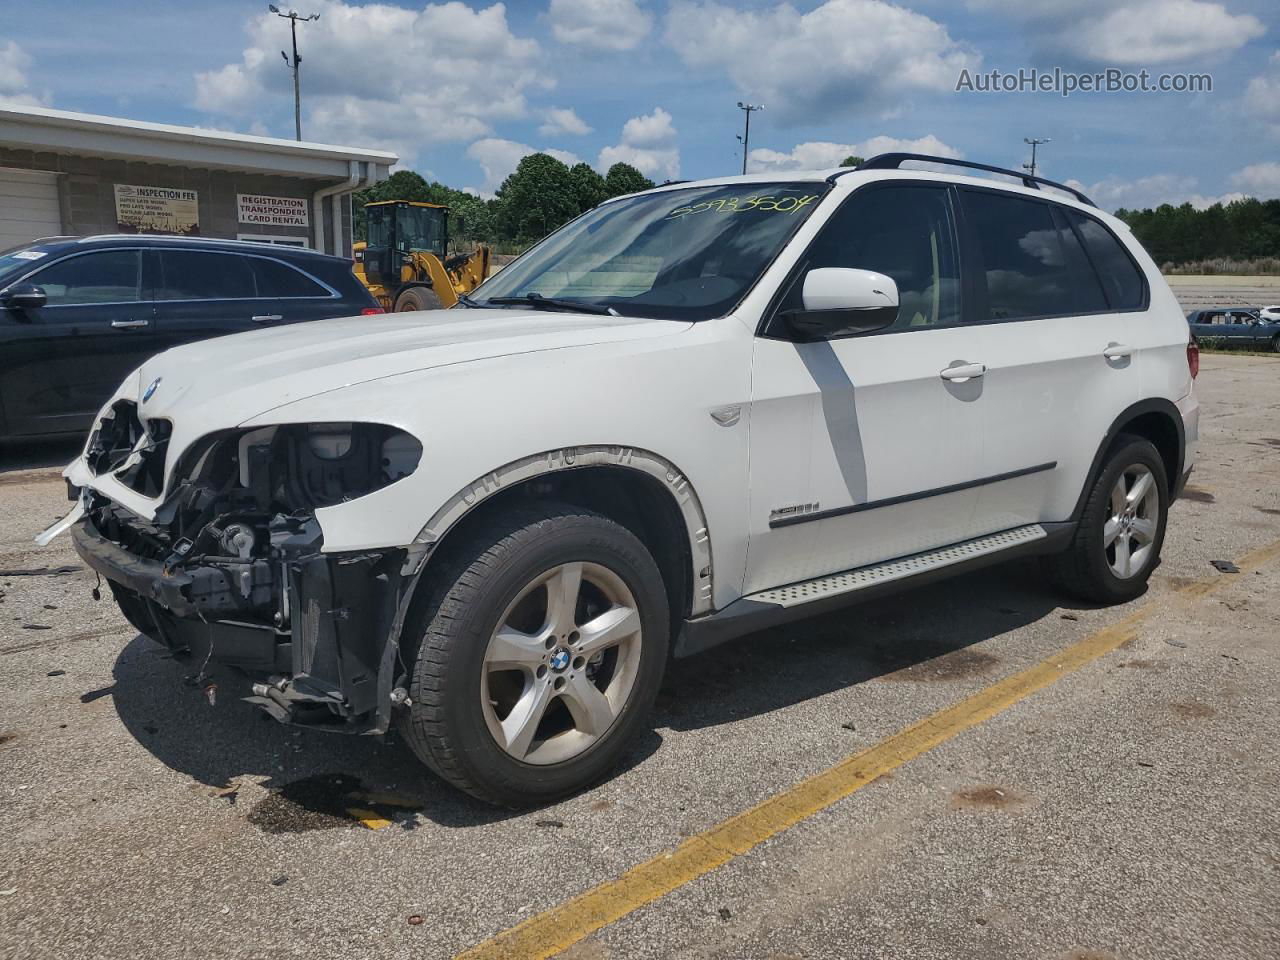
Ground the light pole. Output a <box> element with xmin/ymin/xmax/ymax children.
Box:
<box><xmin>270</xmin><ymin>5</ymin><xmax>319</xmax><ymax>141</ymax></box>
<box><xmin>737</xmin><ymin>102</ymin><xmax>763</xmax><ymax>176</ymax></box>
<box><xmin>1023</xmin><ymin>137</ymin><xmax>1050</xmax><ymax>178</ymax></box>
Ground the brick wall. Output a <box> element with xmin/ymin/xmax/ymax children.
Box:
<box><xmin>0</xmin><ymin>147</ymin><xmax>354</xmax><ymax>252</ymax></box>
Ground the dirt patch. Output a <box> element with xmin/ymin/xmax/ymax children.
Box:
<box><xmin>0</xmin><ymin>468</ymin><xmax>66</xmax><ymax>487</ymax></box>
<box><xmin>1180</xmin><ymin>485</ymin><xmax>1215</xmax><ymax>503</ymax></box>
<box><xmin>950</xmin><ymin>785</ymin><xmax>1028</xmax><ymax>810</ymax></box>
<box><xmin>871</xmin><ymin>639</ymin><xmax>1000</xmax><ymax>682</ymax></box>
<box><xmin>247</xmin><ymin>773</ymin><xmax>423</xmax><ymax>834</ymax></box>
<box><xmin>1171</xmin><ymin>701</ymin><xmax>1215</xmax><ymax>719</ymax></box>
<box><xmin>1256</xmin><ymin>507</ymin><xmax>1280</xmax><ymax>516</ymax></box>
<box><xmin>589</xmin><ymin>798</ymin><xmax>614</xmax><ymax>812</ymax></box>
<box><xmin>0</xmin><ymin>732</ymin><xmax>15</xmax><ymax>746</ymax></box>
<box><xmin>1062</xmin><ymin>951</ymin><xmax>1118</xmax><ymax>960</ymax></box>
<box><xmin>1117</xmin><ymin>659</ymin><xmax>1169</xmax><ymax>672</ymax></box>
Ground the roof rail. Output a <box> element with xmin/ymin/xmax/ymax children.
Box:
<box><xmin>836</xmin><ymin>153</ymin><xmax>1096</xmax><ymax>207</ymax></box>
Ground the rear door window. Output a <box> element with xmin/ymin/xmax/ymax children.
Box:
<box><xmin>962</xmin><ymin>190</ymin><xmax>1082</xmax><ymax>321</ymax></box>
<box><xmin>157</xmin><ymin>250</ymin><xmax>258</xmax><ymax>300</ymax></box>
<box><xmin>250</xmin><ymin>257</ymin><xmax>330</xmax><ymax>298</ymax></box>
<box><xmin>29</xmin><ymin>250</ymin><xmax>141</xmax><ymax>305</ymax></box>
<box><xmin>1067</xmin><ymin>211</ymin><xmax>1147</xmax><ymax>310</ymax></box>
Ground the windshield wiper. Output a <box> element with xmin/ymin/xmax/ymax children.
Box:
<box><xmin>485</xmin><ymin>292</ymin><xmax>618</xmax><ymax>316</ymax></box>
<box><xmin>455</xmin><ymin>292</ymin><xmax>483</xmax><ymax>308</ymax></box>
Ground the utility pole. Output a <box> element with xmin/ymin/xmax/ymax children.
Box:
<box><xmin>270</xmin><ymin>5</ymin><xmax>319</xmax><ymax>141</ymax></box>
<box><xmin>1023</xmin><ymin>137</ymin><xmax>1051</xmax><ymax>178</ymax></box>
<box><xmin>737</xmin><ymin>102</ymin><xmax>763</xmax><ymax>175</ymax></box>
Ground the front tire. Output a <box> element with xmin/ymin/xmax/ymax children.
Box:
<box><xmin>400</xmin><ymin>504</ymin><xmax>669</xmax><ymax>806</ymax></box>
<box><xmin>394</xmin><ymin>287</ymin><xmax>443</xmax><ymax>312</ymax></box>
<box><xmin>1044</xmin><ymin>434</ymin><xmax>1168</xmax><ymax>604</ymax></box>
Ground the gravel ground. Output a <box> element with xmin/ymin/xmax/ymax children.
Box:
<box><xmin>1</xmin><ymin>354</ymin><xmax>1278</xmax><ymax>960</ymax></box>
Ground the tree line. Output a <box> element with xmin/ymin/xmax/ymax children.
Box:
<box><xmin>1114</xmin><ymin>198</ymin><xmax>1280</xmax><ymax>269</ymax></box>
<box><xmin>353</xmin><ymin>155</ymin><xmax>656</xmax><ymax>250</ymax></box>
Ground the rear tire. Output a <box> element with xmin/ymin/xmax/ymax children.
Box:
<box><xmin>1043</xmin><ymin>434</ymin><xmax>1168</xmax><ymax>604</ymax></box>
<box><xmin>399</xmin><ymin>503</ymin><xmax>669</xmax><ymax>807</ymax></box>
<box><xmin>1271</xmin><ymin>333</ymin><xmax>1280</xmax><ymax>353</ymax></box>
<box><xmin>395</xmin><ymin>287</ymin><xmax>443</xmax><ymax>312</ymax></box>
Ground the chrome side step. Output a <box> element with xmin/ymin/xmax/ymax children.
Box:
<box><xmin>749</xmin><ymin>524</ymin><xmax>1047</xmax><ymax>608</ymax></box>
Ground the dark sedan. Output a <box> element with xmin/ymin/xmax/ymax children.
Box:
<box><xmin>0</xmin><ymin>235</ymin><xmax>382</xmax><ymax>441</ymax></box>
<box><xmin>1186</xmin><ymin>308</ymin><xmax>1280</xmax><ymax>353</ymax></box>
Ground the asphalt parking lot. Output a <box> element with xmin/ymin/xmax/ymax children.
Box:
<box><xmin>2</xmin><ymin>353</ymin><xmax>1279</xmax><ymax>960</ymax></box>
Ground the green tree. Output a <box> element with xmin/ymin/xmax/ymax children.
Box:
<box><xmin>494</xmin><ymin>153</ymin><xmax>580</xmax><ymax>243</ymax></box>
<box><xmin>839</xmin><ymin>155</ymin><xmax>865</xmax><ymax>167</ymax></box>
<box><xmin>603</xmin><ymin>162</ymin><xmax>655</xmax><ymax>198</ymax></box>
<box><xmin>569</xmin><ymin>162</ymin><xmax>610</xmax><ymax>213</ymax></box>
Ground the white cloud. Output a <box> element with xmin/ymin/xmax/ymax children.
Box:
<box><xmin>747</xmin><ymin>135</ymin><xmax>962</xmax><ymax>173</ymax></box>
<box><xmin>194</xmin><ymin>1</ymin><xmax>549</xmax><ymax>164</ymax></box>
<box><xmin>664</xmin><ymin>0</ymin><xmax>978</xmax><ymax>123</ymax></box>
<box><xmin>1244</xmin><ymin>52</ymin><xmax>1280</xmax><ymax>138</ymax></box>
<box><xmin>549</xmin><ymin>0</ymin><xmax>653</xmax><ymax>51</ymax></box>
<box><xmin>467</xmin><ymin>137</ymin><xmax>580</xmax><ymax>194</ymax></box>
<box><xmin>539</xmin><ymin>106</ymin><xmax>592</xmax><ymax>137</ymax></box>
<box><xmin>0</xmin><ymin>40</ymin><xmax>45</xmax><ymax>106</ymax></box>
<box><xmin>597</xmin><ymin>107</ymin><xmax>680</xmax><ymax>180</ymax></box>
<box><xmin>1230</xmin><ymin>163</ymin><xmax>1280</xmax><ymax>200</ymax></box>
<box><xmin>968</xmin><ymin>0</ymin><xmax>1264</xmax><ymax>65</ymax></box>
<box><xmin>1065</xmin><ymin>173</ymin><xmax>1244</xmax><ymax>211</ymax></box>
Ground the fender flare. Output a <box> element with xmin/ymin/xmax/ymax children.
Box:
<box><xmin>1069</xmin><ymin>397</ymin><xmax>1186</xmax><ymax>522</ymax></box>
<box><xmin>411</xmin><ymin>445</ymin><xmax>716</xmax><ymax>616</ymax></box>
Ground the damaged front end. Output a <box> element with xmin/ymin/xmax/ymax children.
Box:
<box><xmin>70</xmin><ymin>409</ymin><xmax>424</xmax><ymax>734</ymax></box>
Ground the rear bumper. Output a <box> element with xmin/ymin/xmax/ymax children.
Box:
<box><xmin>1174</xmin><ymin>389</ymin><xmax>1200</xmax><ymax>500</ymax></box>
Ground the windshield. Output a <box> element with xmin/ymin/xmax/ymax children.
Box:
<box><xmin>0</xmin><ymin>244</ymin><xmax>55</xmax><ymax>284</ymax></box>
<box><xmin>474</xmin><ymin>182</ymin><xmax>827</xmax><ymax>321</ymax></box>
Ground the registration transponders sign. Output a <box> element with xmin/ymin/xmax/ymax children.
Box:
<box><xmin>237</xmin><ymin>194</ymin><xmax>309</xmax><ymax>227</ymax></box>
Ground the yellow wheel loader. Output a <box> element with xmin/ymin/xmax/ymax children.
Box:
<box><xmin>353</xmin><ymin>200</ymin><xmax>490</xmax><ymax>311</ymax></box>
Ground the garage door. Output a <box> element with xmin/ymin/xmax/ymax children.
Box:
<box><xmin>0</xmin><ymin>168</ymin><xmax>62</xmax><ymax>250</ymax></box>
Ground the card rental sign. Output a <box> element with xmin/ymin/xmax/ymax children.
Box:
<box><xmin>113</xmin><ymin>184</ymin><xmax>200</xmax><ymax>235</ymax></box>
<box><xmin>237</xmin><ymin>194</ymin><xmax>310</xmax><ymax>228</ymax></box>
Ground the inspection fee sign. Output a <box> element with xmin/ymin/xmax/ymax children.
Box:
<box><xmin>237</xmin><ymin>194</ymin><xmax>309</xmax><ymax>227</ymax></box>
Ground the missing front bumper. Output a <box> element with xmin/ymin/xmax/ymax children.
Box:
<box><xmin>71</xmin><ymin>515</ymin><xmax>411</xmax><ymax>734</ymax></box>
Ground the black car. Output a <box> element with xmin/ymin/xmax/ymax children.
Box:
<box><xmin>1186</xmin><ymin>307</ymin><xmax>1280</xmax><ymax>352</ymax></box>
<box><xmin>0</xmin><ymin>235</ymin><xmax>382</xmax><ymax>441</ymax></box>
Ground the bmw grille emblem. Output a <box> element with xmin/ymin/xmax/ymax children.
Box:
<box><xmin>549</xmin><ymin>648</ymin><xmax>571</xmax><ymax>672</ymax></box>
<box><xmin>142</xmin><ymin>377</ymin><xmax>162</xmax><ymax>403</ymax></box>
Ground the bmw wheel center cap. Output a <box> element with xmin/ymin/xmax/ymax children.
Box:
<box><xmin>549</xmin><ymin>647</ymin><xmax>571</xmax><ymax>672</ymax></box>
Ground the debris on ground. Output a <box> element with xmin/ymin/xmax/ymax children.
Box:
<box><xmin>271</xmin><ymin>875</ymin><xmax>289</xmax><ymax>887</ymax></box>
<box><xmin>46</xmin><ymin>670</ymin><xmax>66</xmax><ymax>677</ymax></box>
<box><xmin>718</xmin><ymin>907</ymin><xmax>732</xmax><ymax>921</ymax></box>
<box><xmin>535</xmin><ymin>819</ymin><xmax>565</xmax><ymax>829</ymax></box>
<box><xmin>1060</xmin><ymin>613</ymin><xmax>1080</xmax><ymax>621</ymax></box>
<box><xmin>408</xmin><ymin>915</ymin><xmax>424</xmax><ymax>925</ymax></box>
<box><xmin>1211</xmin><ymin>559</ymin><xmax>1240</xmax><ymax>573</ymax></box>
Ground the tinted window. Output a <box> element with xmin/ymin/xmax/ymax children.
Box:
<box><xmin>30</xmin><ymin>250</ymin><xmax>140</xmax><ymax>305</ymax></box>
<box><xmin>1068</xmin><ymin>211</ymin><xmax>1146</xmax><ymax>310</ymax></box>
<box><xmin>965</xmin><ymin>191</ymin><xmax>1088</xmax><ymax>321</ymax></box>
<box><xmin>1050</xmin><ymin>207</ymin><xmax>1109</xmax><ymax>313</ymax></box>
<box><xmin>251</xmin><ymin>257</ymin><xmax>329</xmax><ymax>298</ymax></box>
<box><xmin>781</xmin><ymin>184</ymin><xmax>961</xmax><ymax>329</ymax></box>
<box><xmin>157</xmin><ymin>251</ymin><xmax>257</xmax><ymax>300</ymax></box>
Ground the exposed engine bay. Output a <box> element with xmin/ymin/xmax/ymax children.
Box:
<box><xmin>71</xmin><ymin>404</ymin><xmax>424</xmax><ymax>733</ymax></box>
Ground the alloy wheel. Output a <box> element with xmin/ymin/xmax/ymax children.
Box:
<box><xmin>1104</xmin><ymin>464</ymin><xmax>1159</xmax><ymax>579</ymax></box>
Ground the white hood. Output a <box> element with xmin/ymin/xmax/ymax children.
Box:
<box><xmin>132</xmin><ymin>308</ymin><xmax>686</xmax><ymax>429</ymax></box>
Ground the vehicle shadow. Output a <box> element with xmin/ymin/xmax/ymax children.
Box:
<box><xmin>0</xmin><ymin>436</ymin><xmax>83</xmax><ymax>474</ymax></box>
<box><xmin>105</xmin><ymin>554</ymin><xmax>1096</xmax><ymax>824</ymax></box>
<box><xmin>659</xmin><ymin>556</ymin><xmax>1090</xmax><ymax>732</ymax></box>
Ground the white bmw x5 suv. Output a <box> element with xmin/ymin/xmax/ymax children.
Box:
<box><xmin>43</xmin><ymin>153</ymin><xmax>1199</xmax><ymax>806</ymax></box>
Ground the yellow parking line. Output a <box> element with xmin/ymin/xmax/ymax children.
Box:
<box><xmin>458</xmin><ymin>536</ymin><xmax>1280</xmax><ymax>960</ymax></box>
<box><xmin>345</xmin><ymin>807</ymin><xmax>394</xmax><ymax>830</ymax></box>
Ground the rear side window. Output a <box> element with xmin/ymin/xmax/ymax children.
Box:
<box><xmin>251</xmin><ymin>257</ymin><xmax>329</xmax><ymax>298</ymax></box>
<box><xmin>1068</xmin><ymin>211</ymin><xmax>1146</xmax><ymax>310</ymax></box>
<box><xmin>157</xmin><ymin>251</ymin><xmax>257</xmax><ymax>300</ymax></box>
<box><xmin>963</xmin><ymin>190</ymin><xmax>1085</xmax><ymax>321</ymax></box>
<box><xmin>30</xmin><ymin>250</ymin><xmax>141</xmax><ymax>305</ymax></box>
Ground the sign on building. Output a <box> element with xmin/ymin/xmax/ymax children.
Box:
<box><xmin>237</xmin><ymin>194</ymin><xmax>309</xmax><ymax>228</ymax></box>
<box><xmin>113</xmin><ymin>184</ymin><xmax>200</xmax><ymax>235</ymax></box>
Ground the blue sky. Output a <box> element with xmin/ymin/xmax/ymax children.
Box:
<box><xmin>2</xmin><ymin>0</ymin><xmax>1278</xmax><ymax>210</ymax></box>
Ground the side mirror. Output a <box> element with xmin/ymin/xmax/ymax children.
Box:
<box><xmin>0</xmin><ymin>282</ymin><xmax>47</xmax><ymax>310</ymax></box>
<box><xmin>783</xmin><ymin>268</ymin><xmax>898</xmax><ymax>342</ymax></box>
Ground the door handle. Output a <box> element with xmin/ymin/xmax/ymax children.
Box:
<box><xmin>251</xmin><ymin>314</ymin><xmax>283</xmax><ymax>323</ymax></box>
<box><xmin>1103</xmin><ymin>343</ymin><xmax>1133</xmax><ymax>359</ymax></box>
<box><xmin>110</xmin><ymin>319</ymin><xmax>149</xmax><ymax>329</ymax></box>
<box><xmin>939</xmin><ymin>362</ymin><xmax>986</xmax><ymax>382</ymax></box>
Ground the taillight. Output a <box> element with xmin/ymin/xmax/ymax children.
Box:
<box><xmin>361</xmin><ymin>306</ymin><xmax>385</xmax><ymax>315</ymax></box>
<box><xmin>1187</xmin><ymin>337</ymin><xmax>1200</xmax><ymax>379</ymax></box>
